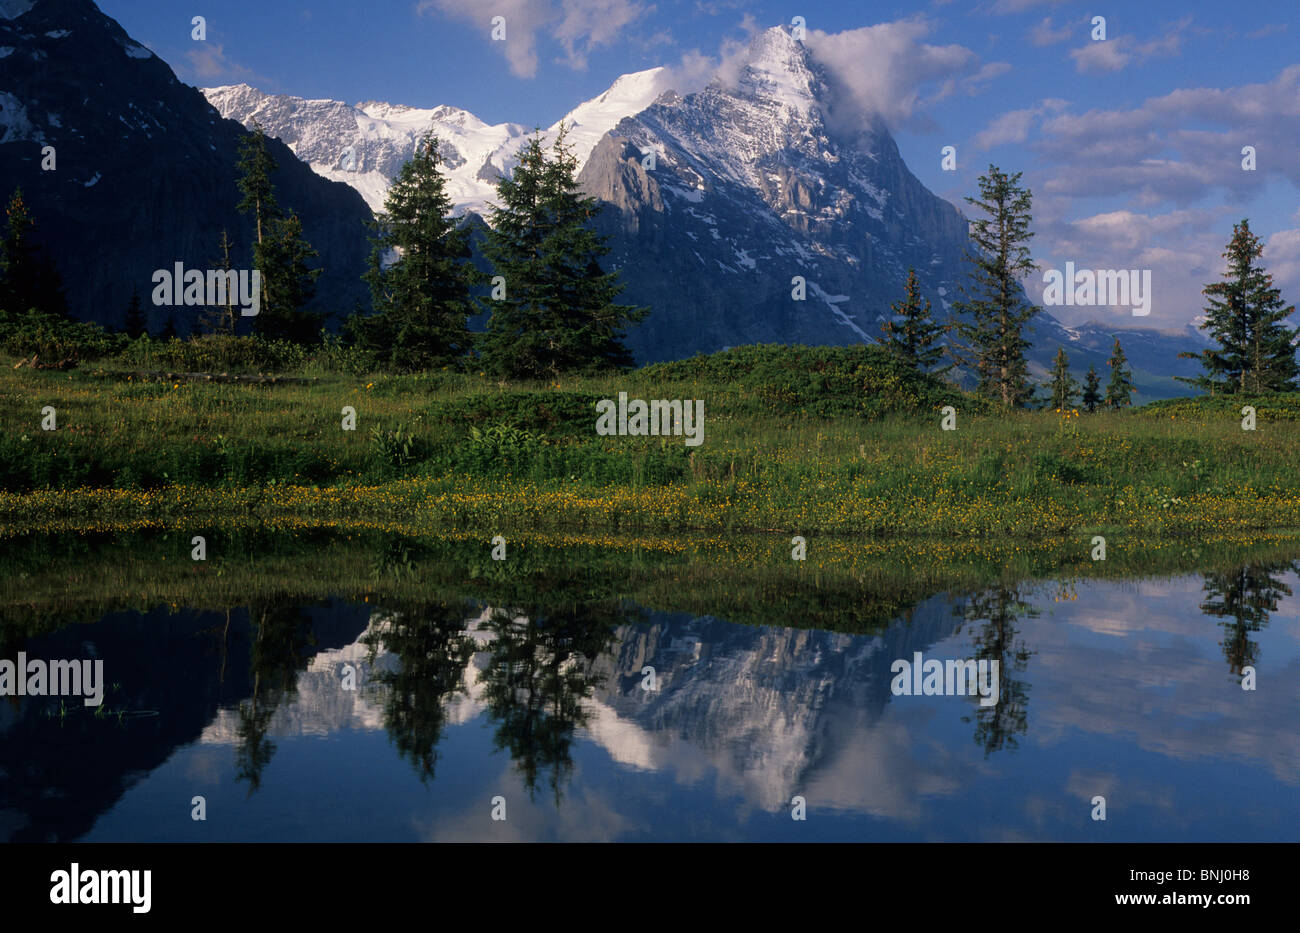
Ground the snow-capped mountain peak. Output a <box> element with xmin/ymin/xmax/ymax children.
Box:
<box><xmin>733</xmin><ymin>25</ymin><xmax>821</xmax><ymax>118</ymax></box>
<box><xmin>203</xmin><ymin>82</ymin><xmax>529</xmax><ymax>215</ymax></box>
<box><xmin>556</xmin><ymin>66</ymin><xmax>668</xmax><ymax>168</ymax></box>
<box><xmin>203</xmin><ymin>67</ymin><xmax>670</xmax><ymax>216</ymax></box>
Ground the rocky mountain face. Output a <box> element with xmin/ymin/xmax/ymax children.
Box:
<box><xmin>578</xmin><ymin>27</ymin><xmax>1206</xmax><ymax>396</ymax></box>
<box><xmin>580</xmin><ymin>27</ymin><xmax>972</xmax><ymax>361</ymax></box>
<box><xmin>0</xmin><ymin>0</ymin><xmax>372</xmax><ymax>333</ymax></box>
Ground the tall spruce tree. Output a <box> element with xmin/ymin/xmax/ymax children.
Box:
<box><xmin>255</xmin><ymin>211</ymin><xmax>321</xmax><ymax>342</ymax></box>
<box><xmin>479</xmin><ymin>124</ymin><xmax>646</xmax><ymax>380</ymax></box>
<box><xmin>1048</xmin><ymin>347</ymin><xmax>1078</xmax><ymax>410</ymax></box>
<box><xmin>354</xmin><ymin>133</ymin><xmax>478</xmax><ymax>369</ymax></box>
<box><xmin>1180</xmin><ymin>219</ymin><xmax>1298</xmax><ymax>393</ymax></box>
<box><xmin>952</xmin><ymin>165</ymin><xmax>1039</xmax><ymax>408</ymax></box>
<box><xmin>882</xmin><ymin>267</ymin><xmax>948</xmax><ymax>373</ymax></box>
<box><xmin>0</xmin><ymin>188</ymin><xmax>67</xmax><ymax>318</ymax></box>
<box><xmin>123</xmin><ymin>287</ymin><xmax>146</xmax><ymax>338</ymax></box>
<box><xmin>236</xmin><ymin>123</ymin><xmax>280</xmax><ymax>247</ymax></box>
<box><xmin>1105</xmin><ymin>337</ymin><xmax>1135</xmax><ymax>409</ymax></box>
<box><xmin>1081</xmin><ymin>365</ymin><xmax>1102</xmax><ymax>413</ymax></box>
<box><xmin>237</xmin><ymin>122</ymin><xmax>321</xmax><ymax>341</ymax></box>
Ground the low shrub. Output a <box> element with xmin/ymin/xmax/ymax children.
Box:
<box><xmin>0</xmin><ymin>309</ymin><xmax>126</xmax><ymax>364</ymax></box>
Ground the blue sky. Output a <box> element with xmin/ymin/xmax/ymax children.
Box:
<box><xmin>99</xmin><ymin>0</ymin><xmax>1300</xmax><ymax>330</ymax></box>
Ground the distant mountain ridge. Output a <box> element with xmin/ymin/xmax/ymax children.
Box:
<box><xmin>203</xmin><ymin>67</ymin><xmax>670</xmax><ymax>216</ymax></box>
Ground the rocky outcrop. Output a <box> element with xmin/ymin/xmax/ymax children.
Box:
<box><xmin>578</xmin><ymin>26</ymin><xmax>970</xmax><ymax>362</ymax></box>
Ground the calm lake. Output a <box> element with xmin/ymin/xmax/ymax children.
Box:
<box><xmin>2</xmin><ymin>531</ymin><xmax>1297</xmax><ymax>842</ymax></box>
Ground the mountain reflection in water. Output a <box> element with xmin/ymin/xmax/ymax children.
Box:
<box><xmin>1</xmin><ymin>559</ymin><xmax>1296</xmax><ymax>842</ymax></box>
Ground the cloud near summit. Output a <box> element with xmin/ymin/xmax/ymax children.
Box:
<box><xmin>416</xmin><ymin>4</ymin><xmax>1007</xmax><ymax>133</ymax></box>
<box><xmin>653</xmin><ymin>18</ymin><xmax>1009</xmax><ymax>134</ymax></box>
<box><xmin>804</xmin><ymin>20</ymin><xmax>1009</xmax><ymax>132</ymax></box>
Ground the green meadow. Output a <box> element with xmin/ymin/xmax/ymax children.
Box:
<box><xmin>3</xmin><ymin>341</ymin><xmax>1300</xmax><ymax>542</ymax></box>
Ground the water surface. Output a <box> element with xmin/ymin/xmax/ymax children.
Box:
<box><xmin>2</xmin><ymin>536</ymin><xmax>1296</xmax><ymax>842</ymax></box>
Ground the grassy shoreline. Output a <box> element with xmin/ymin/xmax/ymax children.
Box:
<box><xmin>4</xmin><ymin>526</ymin><xmax>1299</xmax><ymax>637</ymax></box>
<box><xmin>5</xmin><ymin>478</ymin><xmax>1300</xmax><ymax>538</ymax></box>
<box><xmin>5</xmin><ymin>345</ymin><xmax>1300</xmax><ymax>538</ymax></box>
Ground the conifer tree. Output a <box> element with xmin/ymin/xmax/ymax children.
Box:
<box><xmin>1048</xmin><ymin>347</ymin><xmax>1078</xmax><ymax>410</ymax></box>
<box><xmin>1180</xmin><ymin>219</ymin><xmax>1298</xmax><ymax>393</ymax></box>
<box><xmin>0</xmin><ymin>188</ymin><xmax>34</xmax><ymax>316</ymax></box>
<box><xmin>1105</xmin><ymin>337</ymin><xmax>1135</xmax><ymax>409</ymax></box>
<box><xmin>255</xmin><ymin>211</ymin><xmax>321</xmax><ymax>342</ymax></box>
<box><xmin>882</xmin><ymin>267</ymin><xmax>948</xmax><ymax>373</ymax></box>
<box><xmin>123</xmin><ymin>287</ymin><xmax>146</xmax><ymax>338</ymax></box>
<box><xmin>952</xmin><ymin>165</ymin><xmax>1039</xmax><ymax>408</ymax></box>
<box><xmin>1081</xmin><ymin>365</ymin><xmax>1102</xmax><ymax>413</ymax></box>
<box><xmin>236</xmin><ymin>123</ymin><xmax>280</xmax><ymax>246</ymax></box>
<box><xmin>479</xmin><ymin>124</ymin><xmax>646</xmax><ymax>380</ymax></box>
<box><xmin>353</xmin><ymin>133</ymin><xmax>478</xmax><ymax>369</ymax></box>
<box><xmin>237</xmin><ymin>125</ymin><xmax>321</xmax><ymax>342</ymax></box>
<box><xmin>0</xmin><ymin>188</ymin><xmax>67</xmax><ymax>318</ymax></box>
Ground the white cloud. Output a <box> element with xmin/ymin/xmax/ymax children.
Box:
<box><xmin>1264</xmin><ymin>228</ymin><xmax>1300</xmax><ymax>302</ymax></box>
<box><xmin>805</xmin><ymin>18</ymin><xmax>1006</xmax><ymax>131</ymax></box>
<box><xmin>972</xmin><ymin>108</ymin><xmax>1039</xmax><ymax>150</ymax></box>
<box><xmin>989</xmin><ymin>0</ymin><xmax>1068</xmax><ymax>12</ymax></box>
<box><xmin>1031</xmin><ymin>207</ymin><xmax>1240</xmax><ymax>326</ymax></box>
<box><xmin>653</xmin><ymin>15</ymin><xmax>760</xmax><ymax>98</ymax></box>
<box><xmin>1028</xmin><ymin>16</ymin><xmax>1075</xmax><ymax>46</ymax></box>
<box><xmin>1021</xmin><ymin>61</ymin><xmax>1300</xmax><ymax>328</ymax></box>
<box><xmin>418</xmin><ymin>0</ymin><xmax>649</xmax><ymax>78</ymax></box>
<box><xmin>1069</xmin><ymin>17</ymin><xmax>1193</xmax><ymax>74</ymax></box>
<box><xmin>1247</xmin><ymin>23</ymin><xmax>1288</xmax><ymax>39</ymax></box>
<box><xmin>418</xmin><ymin>0</ymin><xmax>552</xmax><ymax>77</ymax></box>
<box><xmin>971</xmin><ymin>98</ymin><xmax>1066</xmax><ymax>150</ymax></box>
<box><xmin>1033</xmin><ymin>65</ymin><xmax>1300</xmax><ymax>200</ymax></box>
<box><xmin>1069</xmin><ymin>38</ymin><xmax>1131</xmax><ymax>73</ymax></box>
<box><xmin>183</xmin><ymin>43</ymin><xmax>265</xmax><ymax>86</ymax></box>
<box><xmin>937</xmin><ymin>60</ymin><xmax>1013</xmax><ymax>99</ymax></box>
<box><xmin>555</xmin><ymin>0</ymin><xmax>648</xmax><ymax>70</ymax></box>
